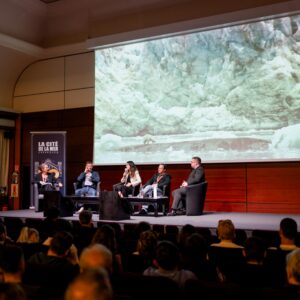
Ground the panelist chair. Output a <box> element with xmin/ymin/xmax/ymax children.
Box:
<box><xmin>32</xmin><ymin>183</ymin><xmax>44</xmax><ymax>212</ymax></box>
<box><xmin>185</xmin><ymin>181</ymin><xmax>208</xmax><ymax>216</ymax></box>
<box><xmin>32</xmin><ymin>182</ymin><xmax>62</xmax><ymax>213</ymax></box>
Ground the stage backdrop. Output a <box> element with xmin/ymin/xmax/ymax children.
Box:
<box><xmin>30</xmin><ymin>131</ymin><xmax>66</xmax><ymax>208</ymax></box>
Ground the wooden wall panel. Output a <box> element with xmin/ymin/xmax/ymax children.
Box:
<box><xmin>204</xmin><ymin>202</ymin><xmax>247</xmax><ymax>213</ymax></box>
<box><xmin>247</xmin><ymin>162</ymin><xmax>300</xmax><ymax>213</ymax></box>
<box><xmin>19</xmin><ymin>107</ymin><xmax>300</xmax><ymax>214</ymax></box>
<box><xmin>247</xmin><ymin>203</ymin><xmax>300</xmax><ymax>214</ymax></box>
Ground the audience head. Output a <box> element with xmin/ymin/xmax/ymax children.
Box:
<box><xmin>154</xmin><ymin>240</ymin><xmax>180</xmax><ymax>271</ymax></box>
<box><xmin>243</xmin><ymin>236</ymin><xmax>266</xmax><ymax>263</ymax></box>
<box><xmin>217</xmin><ymin>219</ymin><xmax>236</xmax><ymax>241</ymax></box>
<box><xmin>135</xmin><ymin>221</ymin><xmax>151</xmax><ymax>239</ymax></box>
<box><xmin>182</xmin><ymin>233</ymin><xmax>208</xmax><ymax>261</ymax></box>
<box><xmin>16</xmin><ymin>227</ymin><xmax>39</xmax><ymax>243</ymax></box>
<box><xmin>79</xmin><ymin>244</ymin><xmax>113</xmax><ymax>275</ymax></box>
<box><xmin>79</xmin><ymin>210</ymin><xmax>93</xmax><ymax>226</ymax></box>
<box><xmin>0</xmin><ymin>223</ymin><xmax>9</xmax><ymax>242</ymax></box>
<box><xmin>65</xmin><ymin>267</ymin><xmax>113</xmax><ymax>300</ymax></box>
<box><xmin>16</xmin><ymin>227</ymin><xmax>29</xmax><ymax>243</ymax></box>
<box><xmin>0</xmin><ymin>283</ymin><xmax>27</xmax><ymax>300</ymax></box>
<box><xmin>136</xmin><ymin>230</ymin><xmax>158</xmax><ymax>258</ymax></box>
<box><xmin>91</xmin><ymin>224</ymin><xmax>117</xmax><ymax>254</ymax></box>
<box><xmin>286</xmin><ymin>248</ymin><xmax>300</xmax><ymax>285</ymax></box>
<box><xmin>28</xmin><ymin>228</ymin><xmax>40</xmax><ymax>243</ymax></box>
<box><xmin>178</xmin><ymin>224</ymin><xmax>196</xmax><ymax>249</ymax></box>
<box><xmin>0</xmin><ymin>245</ymin><xmax>25</xmax><ymax>279</ymax></box>
<box><xmin>50</xmin><ymin>231</ymin><xmax>74</xmax><ymax>257</ymax></box>
<box><xmin>280</xmin><ymin>217</ymin><xmax>298</xmax><ymax>241</ymax></box>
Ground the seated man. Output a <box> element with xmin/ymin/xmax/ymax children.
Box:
<box><xmin>142</xmin><ymin>164</ymin><xmax>171</xmax><ymax>197</ymax></box>
<box><xmin>168</xmin><ymin>156</ymin><xmax>205</xmax><ymax>216</ymax></box>
<box><xmin>75</xmin><ymin>161</ymin><xmax>100</xmax><ymax>213</ymax></box>
<box><xmin>139</xmin><ymin>164</ymin><xmax>171</xmax><ymax>215</ymax></box>
<box><xmin>75</xmin><ymin>161</ymin><xmax>100</xmax><ymax>197</ymax></box>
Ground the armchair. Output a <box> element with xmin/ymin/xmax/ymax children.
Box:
<box><xmin>32</xmin><ymin>183</ymin><xmax>44</xmax><ymax>212</ymax></box>
<box><xmin>185</xmin><ymin>181</ymin><xmax>208</xmax><ymax>216</ymax></box>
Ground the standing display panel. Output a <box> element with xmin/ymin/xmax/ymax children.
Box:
<box><xmin>30</xmin><ymin>131</ymin><xmax>66</xmax><ymax>209</ymax></box>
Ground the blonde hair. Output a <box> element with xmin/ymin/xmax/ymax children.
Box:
<box><xmin>217</xmin><ymin>219</ymin><xmax>236</xmax><ymax>240</ymax></box>
<box><xmin>17</xmin><ymin>227</ymin><xmax>40</xmax><ymax>243</ymax></box>
<box><xmin>16</xmin><ymin>227</ymin><xmax>29</xmax><ymax>243</ymax></box>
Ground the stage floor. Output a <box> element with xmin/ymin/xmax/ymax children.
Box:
<box><xmin>0</xmin><ymin>209</ymin><xmax>300</xmax><ymax>232</ymax></box>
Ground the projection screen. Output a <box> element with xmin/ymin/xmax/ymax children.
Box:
<box><xmin>94</xmin><ymin>13</ymin><xmax>300</xmax><ymax>165</ymax></box>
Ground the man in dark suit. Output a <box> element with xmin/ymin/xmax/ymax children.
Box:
<box><xmin>168</xmin><ymin>156</ymin><xmax>205</xmax><ymax>216</ymax></box>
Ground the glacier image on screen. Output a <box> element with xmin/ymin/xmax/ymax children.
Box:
<box><xmin>94</xmin><ymin>14</ymin><xmax>300</xmax><ymax>165</ymax></box>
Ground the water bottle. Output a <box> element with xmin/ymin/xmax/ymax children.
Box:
<box><xmin>139</xmin><ymin>184</ymin><xmax>144</xmax><ymax>198</ymax></box>
<box><xmin>153</xmin><ymin>184</ymin><xmax>157</xmax><ymax>199</ymax></box>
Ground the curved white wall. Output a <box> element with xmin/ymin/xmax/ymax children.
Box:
<box><xmin>13</xmin><ymin>51</ymin><xmax>94</xmax><ymax>112</ymax></box>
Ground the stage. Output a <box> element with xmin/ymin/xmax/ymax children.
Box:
<box><xmin>0</xmin><ymin>209</ymin><xmax>300</xmax><ymax>232</ymax></box>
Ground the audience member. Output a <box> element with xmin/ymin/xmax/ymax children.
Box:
<box><xmin>211</xmin><ymin>219</ymin><xmax>244</xmax><ymax>248</ymax></box>
<box><xmin>29</xmin><ymin>230</ymin><xmax>79</xmax><ymax>267</ymax></box>
<box><xmin>73</xmin><ymin>210</ymin><xmax>95</xmax><ymax>256</ymax></box>
<box><xmin>143</xmin><ymin>240</ymin><xmax>197</xmax><ymax>288</ymax></box>
<box><xmin>0</xmin><ymin>283</ymin><xmax>27</xmax><ymax>300</ymax></box>
<box><xmin>168</xmin><ymin>156</ymin><xmax>205</xmax><ymax>216</ymax></box>
<box><xmin>279</xmin><ymin>218</ymin><xmax>299</xmax><ymax>251</ymax></box>
<box><xmin>0</xmin><ymin>244</ymin><xmax>42</xmax><ymax>300</ymax></box>
<box><xmin>0</xmin><ymin>223</ymin><xmax>14</xmax><ymax>245</ymax></box>
<box><xmin>286</xmin><ymin>248</ymin><xmax>300</xmax><ymax>285</ymax></box>
<box><xmin>91</xmin><ymin>224</ymin><xmax>122</xmax><ymax>274</ymax></box>
<box><xmin>263</xmin><ymin>248</ymin><xmax>300</xmax><ymax>300</ymax></box>
<box><xmin>16</xmin><ymin>227</ymin><xmax>39</xmax><ymax>243</ymax></box>
<box><xmin>65</xmin><ymin>267</ymin><xmax>113</xmax><ymax>300</ymax></box>
<box><xmin>209</xmin><ymin>219</ymin><xmax>244</xmax><ymax>282</ymax></box>
<box><xmin>79</xmin><ymin>244</ymin><xmax>113</xmax><ymax>276</ymax></box>
<box><xmin>177</xmin><ymin>224</ymin><xmax>196</xmax><ymax>251</ymax></box>
<box><xmin>124</xmin><ymin>230</ymin><xmax>158</xmax><ymax>273</ymax></box>
<box><xmin>180</xmin><ymin>233</ymin><xmax>218</xmax><ymax>281</ymax></box>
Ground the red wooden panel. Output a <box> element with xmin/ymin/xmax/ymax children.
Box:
<box><xmin>247</xmin><ymin>163</ymin><xmax>300</xmax><ymax>208</ymax></box>
<box><xmin>205</xmin><ymin>164</ymin><xmax>247</xmax><ymax>202</ymax></box>
<box><xmin>204</xmin><ymin>202</ymin><xmax>247</xmax><ymax>212</ymax></box>
<box><xmin>247</xmin><ymin>203</ymin><xmax>300</xmax><ymax>214</ymax></box>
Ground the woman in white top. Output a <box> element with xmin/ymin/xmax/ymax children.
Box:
<box><xmin>114</xmin><ymin>161</ymin><xmax>142</xmax><ymax>197</ymax></box>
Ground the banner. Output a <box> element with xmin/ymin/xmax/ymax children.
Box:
<box><xmin>30</xmin><ymin>131</ymin><xmax>66</xmax><ymax>208</ymax></box>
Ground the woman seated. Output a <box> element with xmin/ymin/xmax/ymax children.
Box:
<box><xmin>34</xmin><ymin>163</ymin><xmax>62</xmax><ymax>192</ymax></box>
<box><xmin>113</xmin><ymin>161</ymin><xmax>142</xmax><ymax>197</ymax></box>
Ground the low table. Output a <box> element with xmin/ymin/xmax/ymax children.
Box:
<box><xmin>66</xmin><ymin>195</ymin><xmax>100</xmax><ymax>213</ymax></box>
<box><xmin>124</xmin><ymin>196</ymin><xmax>168</xmax><ymax>217</ymax></box>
